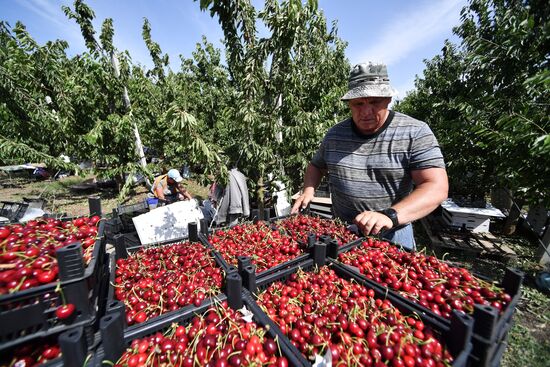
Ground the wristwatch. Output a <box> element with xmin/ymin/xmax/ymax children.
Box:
<box><xmin>379</xmin><ymin>208</ymin><xmax>399</xmax><ymax>227</ymax></box>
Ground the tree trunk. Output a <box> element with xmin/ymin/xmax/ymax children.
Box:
<box><xmin>111</xmin><ymin>52</ymin><xmax>151</xmax><ymax>188</ymax></box>
<box><xmin>501</xmin><ymin>194</ymin><xmax>525</xmax><ymax>235</ymax></box>
<box><xmin>490</xmin><ymin>186</ymin><xmax>513</xmax><ymax>212</ymax></box>
<box><xmin>257</xmin><ymin>174</ymin><xmax>264</xmax><ymax>214</ymax></box>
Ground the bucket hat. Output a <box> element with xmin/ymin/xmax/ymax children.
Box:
<box><xmin>341</xmin><ymin>62</ymin><xmax>398</xmax><ymax>100</ymax></box>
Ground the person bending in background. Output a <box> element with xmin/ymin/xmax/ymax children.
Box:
<box><xmin>151</xmin><ymin>168</ymin><xmax>193</xmax><ymax>202</ymax></box>
<box><xmin>291</xmin><ymin>62</ymin><xmax>448</xmax><ymax>250</ymax></box>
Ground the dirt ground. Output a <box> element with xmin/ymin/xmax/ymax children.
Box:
<box><xmin>0</xmin><ymin>172</ymin><xmax>208</xmax><ymax>217</ymax></box>
<box><xmin>1</xmin><ymin>172</ymin><xmax>548</xmax><ymax>366</ymax></box>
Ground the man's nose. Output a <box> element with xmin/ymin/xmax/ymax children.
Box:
<box><xmin>360</xmin><ymin>104</ymin><xmax>374</xmax><ymax>116</ymax></box>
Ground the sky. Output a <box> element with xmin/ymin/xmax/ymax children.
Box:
<box><xmin>1</xmin><ymin>0</ymin><xmax>468</xmax><ymax>100</ymax></box>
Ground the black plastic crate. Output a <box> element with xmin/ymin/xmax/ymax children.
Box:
<box><xmin>89</xmin><ymin>294</ymin><xmax>307</xmax><ymax>367</ymax></box>
<box><xmin>106</xmin><ymin>235</ymin><xmax>229</xmax><ymax>331</ymax></box>
<box><xmin>272</xmin><ymin>213</ymin><xmax>361</xmax><ymax>249</ymax></box>
<box><xmin>0</xmin><ymin>334</ymin><xmax>64</xmax><ymax>367</ymax></box>
<box><xmin>0</xmin><ymin>321</ymin><xmax>102</xmax><ymax>367</ymax></box>
<box><xmin>200</xmin><ymin>222</ymin><xmax>312</xmax><ymax>279</ymax></box>
<box><xmin>329</xmin><ymin>239</ymin><xmax>523</xmax><ymax>367</ymax></box>
<box><xmin>0</xmin><ymin>201</ymin><xmax>29</xmax><ymax>223</ymax></box>
<box><xmin>113</xmin><ymin>201</ymin><xmax>150</xmax><ymax>233</ymax></box>
<box><xmin>0</xmin><ymin>219</ymin><xmax>108</xmax><ymax>351</ymax></box>
<box><xmin>248</xmin><ymin>258</ymin><xmax>473</xmax><ymax>367</ymax></box>
<box><xmin>115</xmin><ymin>200</ymin><xmax>148</xmax><ymax>216</ymax></box>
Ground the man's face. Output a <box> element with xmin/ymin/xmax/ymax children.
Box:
<box><xmin>348</xmin><ymin>97</ymin><xmax>391</xmax><ymax>134</ymax></box>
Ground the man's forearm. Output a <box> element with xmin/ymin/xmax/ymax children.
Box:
<box><xmin>177</xmin><ymin>184</ymin><xmax>192</xmax><ymax>200</ymax></box>
<box><xmin>303</xmin><ymin>163</ymin><xmax>326</xmax><ymax>193</ymax></box>
<box><xmin>392</xmin><ymin>168</ymin><xmax>448</xmax><ymax>225</ymax></box>
<box><xmin>155</xmin><ymin>187</ymin><xmax>165</xmax><ymax>200</ymax></box>
<box><xmin>392</xmin><ymin>184</ymin><xmax>446</xmax><ymax>224</ymax></box>
<box><xmin>291</xmin><ymin>163</ymin><xmax>326</xmax><ymax>213</ymax></box>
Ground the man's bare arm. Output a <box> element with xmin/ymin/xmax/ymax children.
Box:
<box><xmin>291</xmin><ymin>163</ymin><xmax>327</xmax><ymax>213</ymax></box>
<box><xmin>354</xmin><ymin>167</ymin><xmax>448</xmax><ymax>235</ymax></box>
<box><xmin>391</xmin><ymin>167</ymin><xmax>448</xmax><ymax>224</ymax></box>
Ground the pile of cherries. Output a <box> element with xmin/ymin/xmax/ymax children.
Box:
<box><xmin>113</xmin><ymin>242</ymin><xmax>223</xmax><ymax>325</ymax></box>
<box><xmin>276</xmin><ymin>215</ymin><xmax>358</xmax><ymax>246</ymax></box>
<box><xmin>1</xmin><ymin>340</ymin><xmax>61</xmax><ymax>366</ymax></box>
<box><xmin>338</xmin><ymin>238</ymin><xmax>512</xmax><ymax>318</ymax></box>
<box><xmin>0</xmin><ymin>216</ymin><xmax>100</xmax><ymax>295</ymax></box>
<box><xmin>115</xmin><ymin>301</ymin><xmax>289</xmax><ymax>367</ymax></box>
<box><xmin>208</xmin><ymin>222</ymin><xmax>304</xmax><ymax>273</ymax></box>
<box><xmin>256</xmin><ymin>266</ymin><xmax>454</xmax><ymax>366</ymax></box>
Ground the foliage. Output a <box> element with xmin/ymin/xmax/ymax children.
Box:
<box><xmin>396</xmin><ymin>0</ymin><xmax>550</xmax><ymax>206</ymax></box>
<box><xmin>0</xmin><ymin>21</ymin><xmax>78</xmax><ymax>169</ymax></box>
<box><xmin>131</xmin><ymin>28</ymin><xmax>230</xmax><ymax>182</ymax></box>
<box><xmin>1</xmin><ymin>0</ymin><xmax>350</xmax><ymax>203</ymax></box>
<box><xmin>197</xmin><ymin>0</ymin><xmax>350</xmax><ymax>200</ymax></box>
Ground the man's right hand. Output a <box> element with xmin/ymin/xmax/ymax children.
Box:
<box><xmin>291</xmin><ymin>189</ymin><xmax>315</xmax><ymax>214</ymax></box>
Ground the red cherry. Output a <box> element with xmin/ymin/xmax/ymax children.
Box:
<box><xmin>55</xmin><ymin>303</ymin><xmax>75</xmax><ymax>320</ymax></box>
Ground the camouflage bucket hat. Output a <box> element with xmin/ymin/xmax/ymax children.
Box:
<box><xmin>341</xmin><ymin>62</ymin><xmax>398</xmax><ymax>101</ymax></box>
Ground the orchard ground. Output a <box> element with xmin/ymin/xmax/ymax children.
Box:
<box><xmin>0</xmin><ymin>173</ymin><xmax>548</xmax><ymax>366</ymax></box>
<box><xmin>0</xmin><ymin>173</ymin><xmax>209</xmax><ymax>217</ymax></box>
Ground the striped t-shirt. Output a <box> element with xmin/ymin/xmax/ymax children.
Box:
<box><xmin>311</xmin><ymin>111</ymin><xmax>445</xmax><ymax>223</ymax></box>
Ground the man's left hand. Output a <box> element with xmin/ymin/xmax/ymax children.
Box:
<box><xmin>354</xmin><ymin>211</ymin><xmax>393</xmax><ymax>236</ymax></box>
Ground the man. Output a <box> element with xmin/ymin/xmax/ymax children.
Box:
<box><xmin>151</xmin><ymin>168</ymin><xmax>193</xmax><ymax>202</ymax></box>
<box><xmin>291</xmin><ymin>62</ymin><xmax>448</xmax><ymax>249</ymax></box>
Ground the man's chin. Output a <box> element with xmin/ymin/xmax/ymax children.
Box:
<box><xmin>358</xmin><ymin>123</ymin><xmax>377</xmax><ymax>133</ymax></box>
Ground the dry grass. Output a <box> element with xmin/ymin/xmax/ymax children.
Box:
<box><xmin>0</xmin><ymin>172</ymin><xmax>208</xmax><ymax>217</ymax></box>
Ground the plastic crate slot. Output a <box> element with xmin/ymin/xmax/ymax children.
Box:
<box><xmin>56</xmin><ymin>242</ymin><xmax>85</xmax><ymax>281</ymax></box>
<box><xmin>238</xmin><ymin>256</ymin><xmax>252</xmax><ymax>273</ymax></box>
<box><xmin>106</xmin><ymin>300</ymin><xmax>127</xmax><ymax>329</ymax></box>
<box><xmin>188</xmin><ymin>222</ymin><xmax>199</xmax><ymax>242</ymax></box>
<box><xmin>502</xmin><ymin>268</ymin><xmax>524</xmax><ymax>297</ymax></box>
<box><xmin>307</xmin><ymin>232</ymin><xmax>316</xmax><ymax>246</ymax></box>
<box><xmin>473</xmin><ymin>304</ymin><xmax>499</xmax><ymax>340</ymax></box>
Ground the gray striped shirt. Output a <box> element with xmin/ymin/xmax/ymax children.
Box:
<box><xmin>311</xmin><ymin>111</ymin><xmax>445</xmax><ymax>223</ymax></box>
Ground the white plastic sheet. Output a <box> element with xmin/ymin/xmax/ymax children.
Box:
<box><xmin>132</xmin><ymin>200</ymin><xmax>204</xmax><ymax>245</ymax></box>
